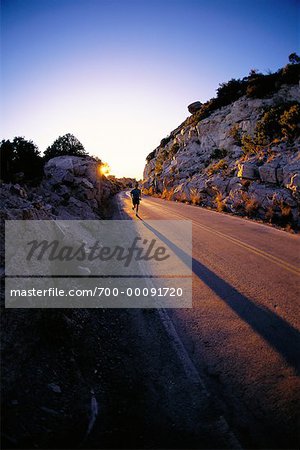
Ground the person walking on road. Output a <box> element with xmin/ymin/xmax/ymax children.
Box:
<box><xmin>131</xmin><ymin>182</ymin><xmax>141</xmax><ymax>216</ymax></box>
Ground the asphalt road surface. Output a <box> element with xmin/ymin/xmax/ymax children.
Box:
<box><xmin>116</xmin><ymin>191</ymin><xmax>300</xmax><ymax>450</ymax></box>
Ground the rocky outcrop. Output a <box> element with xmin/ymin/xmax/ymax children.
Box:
<box><xmin>41</xmin><ymin>155</ymin><xmax>117</xmax><ymax>219</ymax></box>
<box><xmin>188</xmin><ymin>101</ymin><xmax>202</xmax><ymax>114</ymax></box>
<box><xmin>237</xmin><ymin>162</ymin><xmax>259</xmax><ymax>180</ymax></box>
<box><xmin>0</xmin><ymin>155</ymin><xmax>122</xmax><ymax>272</ymax></box>
<box><xmin>1</xmin><ymin>155</ymin><xmax>120</xmax><ymax>222</ymax></box>
<box><xmin>143</xmin><ymin>84</ymin><xmax>300</xmax><ymax>229</ymax></box>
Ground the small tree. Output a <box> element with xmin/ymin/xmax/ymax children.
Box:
<box><xmin>0</xmin><ymin>137</ymin><xmax>43</xmax><ymax>183</ymax></box>
<box><xmin>0</xmin><ymin>140</ymin><xmax>16</xmax><ymax>181</ymax></box>
<box><xmin>44</xmin><ymin>133</ymin><xmax>87</xmax><ymax>160</ymax></box>
<box><xmin>279</xmin><ymin>104</ymin><xmax>300</xmax><ymax>140</ymax></box>
<box><xmin>216</xmin><ymin>78</ymin><xmax>246</xmax><ymax>105</ymax></box>
<box><xmin>288</xmin><ymin>53</ymin><xmax>300</xmax><ymax>64</ymax></box>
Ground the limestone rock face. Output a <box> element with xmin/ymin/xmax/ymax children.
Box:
<box><xmin>40</xmin><ymin>156</ymin><xmax>120</xmax><ymax>219</ymax></box>
<box><xmin>238</xmin><ymin>163</ymin><xmax>259</xmax><ymax>180</ymax></box>
<box><xmin>2</xmin><ymin>156</ymin><xmax>120</xmax><ymax>223</ymax></box>
<box><xmin>0</xmin><ymin>156</ymin><xmax>122</xmax><ymax>272</ymax></box>
<box><xmin>258</xmin><ymin>162</ymin><xmax>282</xmax><ymax>184</ymax></box>
<box><xmin>143</xmin><ymin>84</ymin><xmax>300</xmax><ymax>229</ymax></box>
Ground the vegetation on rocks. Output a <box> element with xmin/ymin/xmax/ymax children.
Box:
<box><xmin>44</xmin><ymin>133</ymin><xmax>87</xmax><ymax>160</ymax></box>
<box><xmin>207</xmin><ymin>159</ymin><xmax>228</xmax><ymax>176</ymax></box>
<box><xmin>0</xmin><ymin>133</ymin><xmax>88</xmax><ymax>185</ymax></box>
<box><xmin>241</xmin><ymin>102</ymin><xmax>300</xmax><ymax>154</ymax></box>
<box><xmin>145</xmin><ymin>54</ymin><xmax>300</xmax><ymax>162</ymax></box>
<box><xmin>0</xmin><ymin>137</ymin><xmax>44</xmax><ymax>184</ymax></box>
<box><xmin>143</xmin><ymin>56</ymin><xmax>300</xmax><ymax>231</ymax></box>
<box><xmin>0</xmin><ymin>135</ymin><xmax>126</xmax><ymax>221</ymax></box>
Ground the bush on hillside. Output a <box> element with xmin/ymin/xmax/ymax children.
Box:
<box><xmin>44</xmin><ymin>133</ymin><xmax>87</xmax><ymax>160</ymax></box>
<box><xmin>288</xmin><ymin>53</ymin><xmax>300</xmax><ymax>64</ymax></box>
<box><xmin>246</xmin><ymin>73</ymin><xmax>277</xmax><ymax>98</ymax></box>
<box><xmin>182</xmin><ymin>64</ymin><xmax>298</xmax><ymax>131</ymax></box>
<box><xmin>256</xmin><ymin>102</ymin><xmax>300</xmax><ymax>143</ymax></box>
<box><xmin>0</xmin><ymin>137</ymin><xmax>43</xmax><ymax>183</ymax></box>
<box><xmin>216</xmin><ymin>78</ymin><xmax>247</xmax><ymax>105</ymax></box>
<box><xmin>241</xmin><ymin>102</ymin><xmax>300</xmax><ymax>154</ymax></box>
<box><xmin>169</xmin><ymin>142</ymin><xmax>180</xmax><ymax>157</ymax></box>
<box><xmin>207</xmin><ymin>158</ymin><xmax>228</xmax><ymax>176</ymax></box>
<box><xmin>228</xmin><ymin>124</ymin><xmax>242</xmax><ymax>145</ymax></box>
<box><xmin>146</xmin><ymin>149</ymin><xmax>157</xmax><ymax>162</ymax></box>
<box><xmin>211</xmin><ymin>148</ymin><xmax>228</xmax><ymax>159</ymax></box>
<box><xmin>160</xmin><ymin>136</ymin><xmax>172</xmax><ymax>147</ymax></box>
<box><xmin>279</xmin><ymin>104</ymin><xmax>300</xmax><ymax>140</ymax></box>
<box><xmin>279</xmin><ymin>63</ymin><xmax>300</xmax><ymax>84</ymax></box>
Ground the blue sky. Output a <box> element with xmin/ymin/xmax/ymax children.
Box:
<box><xmin>1</xmin><ymin>0</ymin><xmax>299</xmax><ymax>178</ymax></box>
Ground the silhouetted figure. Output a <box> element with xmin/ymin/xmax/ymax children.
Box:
<box><xmin>131</xmin><ymin>182</ymin><xmax>141</xmax><ymax>216</ymax></box>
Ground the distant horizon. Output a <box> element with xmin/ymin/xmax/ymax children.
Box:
<box><xmin>1</xmin><ymin>0</ymin><xmax>299</xmax><ymax>178</ymax></box>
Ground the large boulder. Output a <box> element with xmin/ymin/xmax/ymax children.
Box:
<box><xmin>228</xmin><ymin>176</ymin><xmax>244</xmax><ymax>193</ymax></box>
<box><xmin>237</xmin><ymin>162</ymin><xmax>259</xmax><ymax>180</ymax></box>
<box><xmin>44</xmin><ymin>156</ymin><xmax>98</xmax><ymax>182</ymax></box>
<box><xmin>258</xmin><ymin>163</ymin><xmax>278</xmax><ymax>184</ymax></box>
<box><xmin>188</xmin><ymin>101</ymin><xmax>202</xmax><ymax>114</ymax></box>
<box><xmin>205</xmin><ymin>175</ymin><xmax>229</xmax><ymax>195</ymax></box>
<box><xmin>42</xmin><ymin>156</ymin><xmax>120</xmax><ymax>218</ymax></box>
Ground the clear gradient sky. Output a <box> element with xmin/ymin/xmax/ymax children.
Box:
<box><xmin>1</xmin><ymin>0</ymin><xmax>299</xmax><ymax>178</ymax></box>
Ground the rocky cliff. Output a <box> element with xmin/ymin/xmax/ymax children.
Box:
<box><xmin>143</xmin><ymin>83</ymin><xmax>300</xmax><ymax>230</ymax></box>
<box><xmin>1</xmin><ymin>155</ymin><xmax>121</xmax><ymax>222</ymax></box>
<box><xmin>0</xmin><ymin>155</ymin><xmax>124</xmax><ymax>273</ymax></box>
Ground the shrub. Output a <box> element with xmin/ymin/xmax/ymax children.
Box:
<box><xmin>161</xmin><ymin>187</ymin><xmax>175</xmax><ymax>200</ymax></box>
<box><xmin>255</xmin><ymin>108</ymin><xmax>282</xmax><ymax>145</ymax></box>
<box><xmin>211</xmin><ymin>148</ymin><xmax>228</xmax><ymax>159</ymax></box>
<box><xmin>258</xmin><ymin>102</ymin><xmax>300</xmax><ymax>141</ymax></box>
<box><xmin>241</xmin><ymin>192</ymin><xmax>259</xmax><ymax>217</ymax></box>
<box><xmin>228</xmin><ymin>124</ymin><xmax>242</xmax><ymax>145</ymax></box>
<box><xmin>143</xmin><ymin>186</ymin><xmax>155</xmax><ymax>196</ymax></box>
<box><xmin>154</xmin><ymin>159</ymin><xmax>163</xmax><ymax>175</ymax></box>
<box><xmin>44</xmin><ymin>133</ymin><xmax>87</xmax><ymax>160</ymax></box>
<box><xmin>0</xmin><ymin>139</ymin><xmax>15</xmax><ymax>182</ymax></box>
<box><xmin>241</xmin><ymin>102</ymin><xmax>300</xmax><ymax>154</ymax></box>
<box><xmin>265</xmin><ymin>205</ymin><xmax>275</xmax><ymax>223</ymax></box>
<box><xmin>279</xmin><ymin>63</ymin><xmax>300</xmax><ymax>84</ymax></box>
<box><xmin>279</xmin><ymin>104</ymin><xmax>300</xmax><ymax>140</ymax></box>
<box><xmin>169</xmin><ymin>142</ymin><xmax>180</xmax><ymax>157</ymax></box>
<box><xmin>216</xmin><ymin>78</ymin><xmax>247</xmax><ymax>105</ymax></box>
<box><xmin>288</xmin><ymin>53</ymin><xmax>300</xmax><ymax>64</ymax></box>
<box><xmin>241</xmin><ymin>134</ymin><xmax>260</xmax><ymax>154</ymax></box>
<box><xmin>207</xmin><ymin>159</ymin><xmax>228</xmax><ymax>175</ymax></box>
<box><xmin>246</xmin><ymin>73</ymin><xmax>277</xmax><ymax>98</ymax></box>
<box><xmin>215</xmin><ymin>192</ymin><xmax>226</xmax><ymax>212</ymax></box>
<box><xmin>146</xmin><ymin>149</ymin><xmax>156</xmax><ymax>163</ymax></box>
<box><xmin>190</xmin><ymin>187</ymin><xmax>202</xmax><ymax>205</ymax></box>
<box><xmin>280</xmin><ymin>202</ymin><xmax>292</xmax><ymax>218</ymax></box>
<box><xmin>265</xmin><ymin>200</ymin><xmax>293</xmax><ymax>227</ymax></box>
<box><xmin>160</xmin><ymin>136</ymin><xmax>172</xmax><ymax>147</ymax></box>
<box><xmin>0</xmin><ymin>137</ymin><xmax>43</xmax><ymax>183</ymax></box>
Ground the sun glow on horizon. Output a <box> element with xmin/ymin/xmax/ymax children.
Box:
<box><xmin>99</xmin><ymin>162</ymin><xmax>111</xmax><ymax>177</ymax></box>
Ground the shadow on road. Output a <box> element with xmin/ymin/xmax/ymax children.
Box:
<box><xmin>142</xmin><ymin>221</ymin><xmax>300</xmax><ymax>376</ymax></box>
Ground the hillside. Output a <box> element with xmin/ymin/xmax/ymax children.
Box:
<box><xmin>143</xmin><ymin>66</ymin><xmax>300</xmax><ymax>230</ymax></box>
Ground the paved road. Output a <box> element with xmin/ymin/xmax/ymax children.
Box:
<box><xmin>117</xmin><ymin>191</ymin><xmax>300</xmax><ymax>449</ymax></box>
